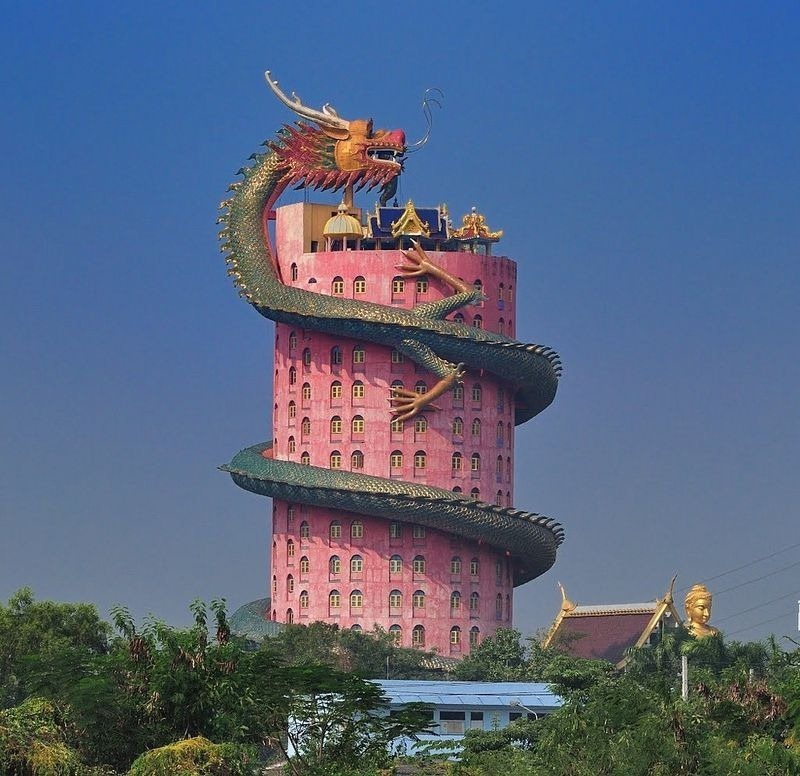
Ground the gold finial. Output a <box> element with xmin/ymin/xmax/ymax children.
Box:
<box><xmin>684</xmin><ymin>583</ymin><xmax>719</xmax><ymax>639</ymax></box>
<box><xmin>558</xmin><ymin>582</ymin><xmax>576</xmax><ymax>613</ymax></box>
<box><xmin>662</xmin><ymin>575</ymin><xmax>678</xmax><ymax>605</ymax></box>
<box><xmin>451</xmin><ymin>206</ymin><xmax>503</xmax><ymax>241</ymax></box>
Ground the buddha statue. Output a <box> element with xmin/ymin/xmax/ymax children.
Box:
<box><xmin>684</xmin><ymin>584</ymin><xmax>719</xmax><ymax>638</ymax></box>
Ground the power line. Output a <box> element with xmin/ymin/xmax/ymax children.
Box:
<box><xmin>715</xmin><ymin>558</ymin><xmax>800</xmax><ymax>597</ymax></box>
<box><xmin>714</xmin><ymin>590</ymin><xmax>800</xmax><ymax>625</ymax></box>
<box><xmin>726</xmin><ymin>611</ymin><xmax>795</xmax><ymax>638</ymax></box>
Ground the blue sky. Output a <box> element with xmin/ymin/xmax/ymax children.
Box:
<box><xmin>1</xmin><ymin>2</ymin><xmax>798</xmax><ymax>642</ymax></box>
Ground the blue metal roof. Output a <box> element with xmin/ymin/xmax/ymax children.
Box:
<box><xmin>372</xmin><ymin>680</ymin><xmax>562</xmax><ymax>709</ymax></box>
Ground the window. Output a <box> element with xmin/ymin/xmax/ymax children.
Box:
<box><xmin>497</xmin><ymin>422</ymin><xmax>504</xmax><ymax>446</ymax></box>
<box><xmin>498</xmin><ymin>318</ymin><xmax>505</xmax><ymax>335</ymax></box>
<box><xmin>452</xmin><ymin>417</ymin><xmax>463</xmax><ymax>436</ymax></box>
<box><xmin>390</xmin><ymin>418</ymin><xmax>404</xmax><ymax>433</ymax></box>
<box><xmin>350</xmin><ymin>521</ymin><xmax>364</xmax><ymax>539</ymax></box>
<box><xmin>497</xmin><ymin>388</ymin><xmax>505</xmax><ymax>413</ymax></box>
<box><xmin>350</xmin><ymin>590</ymin><xmax>363</xmax><ymax>609</ymax></box>
<box><xmin>329</xmin><ymin>556</ymin><xmax>341</xmax><ymax>576</ymax></box>
<box><xmin>331</xmin><ymin>276</ymin><xmax>344</xmax><ymax>295</ymax></box>
<box><xmin>470</xmin><ymin>558</ymin><xmax>479</xmax><ymax>576</ymax></box>
<box><xmin>496</xmin><ymin>456</ymin><xmax>504</xmax><ymax>482</ymax></box>
<box><xmin>389</xmin><ymin>523</ymin><xmax>402</xmax><ymax>540</ymax></box>
<box><xmin>454</xmin><ymin>313</ymin><xmax>465</xmax><ymax>324</ymax></box>
<box><xmin>330</xmin><ymin>381</ymin><xmax>343</xmax><ymax>400</ymax></box>
<box><xmin>299</xmin><ymin>590</ymin><xmax>309</xmax><ymax>609</ymax></box>
<box><xmin>496</xmin><ymin>490</ymin><xmax>503</xmax><ymax>506</ymax></box>
<box><xmin>470</xmin><ymin>592</ymin><xmax>480</xmax><ymax>612</ymax></box>
<box><xmin>414</xmin><ymin>380</ymin><xmax>427</xmax><ymax>395</ymax></box>
<box><xmin>299</xmin><ymin>521</ymin><xmax>310</xmax><ymax>540</ymax></box>
<box><xmin>351</xmin><ymin>415</ymin><xmax>365</xmax><ymax>435</ymax></box>
<box><xmin>390</xmin><ymin>450</ymin><xmax>403</xmax><ymax>469</ymax></box>
<box><xmin>287</xmin><ymin>574</ymin><xmax>295</xmax><ymax>593</ymax></box>
<box><xmin>496</xmin><ymin>562</ymin><xmax>503</xmax><ymax>583</ymax></box>
<box><xmin>496</xmin><ymin>593</ymin><xmax>503</xmax><ymax>619</ymax></box>
<box><xmin>507</xmin><ymin>423</ymin><xmax>512</xmax><ymax>448</ymax></box>
<box><xmin>471</xmin><ymin>384</ymin><xmax>482</xmax><ymax>404</ymax></box>
<box><xmin>301</xmin><ymin>417</ymin><xmax>311</xmax><ymax>437</ymax></box>
<box><xmin>289</xmin><ymin>331</ymin><xmax>297</xmax><ymax>351</ymax></box>
<box><xmin>451</xmin><ymin>452</ymin><xmax>463</xmax><ymax>472</ymax></box>
<box><xmin>330</xmin><ymin>346</ymin><xmax>342</xmax><ymax>366</ymax></box>
<box><xmin>388</xmin><ymin>624</ymin><xmax>402</xmax><ymax>644</ymax></box>
<box><xmin>450</xmin><ymin>591</ymin><xmax>462</xmax><ymax>611</ymax></box>
<box><xmin>470</xmin><ymin>626</ymin><xmax>480</xmax><ymax>647</ymax></box>
<box><xmin>329</xmin><ymin>450</ymin><xmax>342</xmax><ymax>469</ymax></box>
<box><xmin>351</xmin><ymin>624</ymin><xmax>362</xmax><ymax>632</ymax></box>
<box><xmin>329</xmin><ymin>521</ymin><xmax>342</xmax><ymax>539</ymax></box>
<box><xmin>352</xmin><ymin>381</ymin><xmax>365</xmax><ymax>400</ymax></box>
<box><xmin>389</xmin><ymin>555</ymin><xmax>403</xmax><ymax>574</ymax></box>
<box><xmin>412</xmin><ymin>625</ymin><xmax>425</xmax><ymax>647</ymax></box>
<box><xmin>470</xmin><ymin>453</ymin><xmax>481</xmax><ymax>473</ymax></box>
<box><xmin>453</xmin><ymin>486</ymin><xmax>463</xmax><ymax>494</ymax></box>
<box><xmin>470</xmin><ymin>487</ymin><xmax>480</xmax><ymax>501</ymax></box>
<box><xmin>498</xmin><ymin>283</ymin><xmax>504</xmax><ymax>302</ymax></box>
<box><xmin>300</xmin><ymin>451</ymin><xmax>310</xmax><ymax>465</ymax></box>
<box><xmin>287</xmin><ymin>505</ymin><xmax>296</xmax><ymax>525</ymax></box>
<box><xmin>290</xmin><ymin>263</ymin><xmax>298</xmax><ymax>281</ymax></box>
<box><xmin>508</xmin><ymin>285</ymin><xmax>513</xmax><ymax>302</ymax></box>
<box><xmin>350</xmin><ymin>450</ymin><xmax>364</xmax><ymax>469</ymax></box>
<box><xmin>272</xmin><ymin>575</ymin><xmax>277</xmax><ymax>595</ymax></box>
<box><xmin>299</xmin><ymin>556</ymin><xmax>310</xmax><ymax>574</ymax></box>
<box><xmin>414</xmin><ymin>417</ymin><xmax>427</xmax><ymax>434</ymax></box>
<box><xmin>288</xmin><ymin>402</ymin><xmax>297</xmax><ymax>422</ymax></box>
<box><xmin>288</xmin><ymin>367</ymin><xmax>297</xmax><ymax>386</ymax></box>
<box><xmin>450</xmin><ymin>626</ymin><xmax>462</xmax><ymax>646</ymax></box>
<box><xmin>286</xmin><ymin>608</ymin><xmax>294</xmax><ymax>624</ymax></box>
<box><xmin>416</xmin><ymin>278</ymin><xmax>428</xmax><ymax>294</ymax></box>
<box><xmin>330</xmin><ymin>416</ymin><xmax>342</xmax><ymax>435</ymax></box>
<box><xmin>353</xmin><ymin>276</ymin><xmax>366</xmax><ymax>294</ymax></box>
<box><xmin>412</xmin><ymin>590</ymin><xmax>426</xmax><ymax>609</ymax></box>
<box><xmin>450</xmin><ymin>557</ymin><xmax>462</xmax><ymax>575</ymax></box>
<box><xmin>412</xmin><ymin>525</ymin><xmax>426</xmax><ymax>539</ymax></box>
<box><xmin>471</xmin><ymin>418</ymin><xmax>481</xmax><ymax>438</ymax></box>
<box><xmin>414</xmin><ymin>450</ymin><xmax>427</xmax><ymax>469</ymax></box>
<box><xmin>391</xmin><ymin>277</ymin><xmax>405</xmax><ymax>296</ymax></box>
<box><xmin>352</xmin><ymin>347</ymin><xmax>365</xmax><ymax>365</ymax></box>
<box><xmin>472</xmin><ymin>315</ymin><xmax>483</xmax><ymax>329</ymax></box>
<box><xmin>473</xmin><ymin>279</ymin><xmax>483</xmax><ymax>297</ymax></box>
<box><xmin>302</xmin><ymin>348</ymin><xmax>312</xmax><ymax>370</ymax></box>
<box><xmin>391</xmin><ymin>349</ymin><xmax>404</xmax><ymax>364</ymax></box>
<box><xmin>287</xmin><ymin>540</ymin><xmax>295</xmax><ymax>559</ymax></box>
<box><xmin>288</xmin><ymin>436</ymin><xmax>296</xmax><ymax>453</ymax></box>
<box><xmin>329</xmin><ymin>590</ymin><xmax>341</xmax><ymax>610</ymax></box>
<box><xmin>301</xmin><ymin>383</ymin><xmax>311</xmax><ymax>401</ymax></box>
<box><xmin>452</xmin><ymin>384</ymin><xmax>464</xmax><ymax>402</ymax></box>
<box><xmin>507</xmin><ymin>457</ymin><xmax>512</xmax><ymax>482</ymax></box>
<box><xmin>413</xmin><ymin>556</ymin><xmax>426</xmax><ymax>574</ymax></box>
<box><xmin>350</xmin><ymin>555</ymin><xmax>363</xmax><ymax>573</ymax></box>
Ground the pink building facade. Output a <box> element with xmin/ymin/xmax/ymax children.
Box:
<box><xmin>268</xmin><ymin>202</ymin><xmax>521</xmax><ymax>655</ymax></box>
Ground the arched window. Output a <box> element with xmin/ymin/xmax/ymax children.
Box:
<box><xmin>507</xmin><ymin>456</ymin><xmax>512</xmax><ymax>482</ymax></box>
<box><xmin>412</xmin><ymin>590</ymin><xmax>426</xmax><ymax>609</ymax></box>
<box><xmin>300</xmin><ymin>451</ymin><xmax>310</xmax><ymax>465</ymax></box>
<box><xmin>329</xmin><ymin>555</ymin><xmax>341</xmax><ymax>576</ymax></box>
<box><xmin>329</xmin><ymin>590</ymin><xmax>341</xmax><ymax>610</ymax></box>
<box><xmin>452</xmin><ymin>384</ymin><xmax>464</xmax><ymax>402</ymax></box>
<box><xmin>412</xmin><ymin>625</ymin><xmax>425</xmax><ymax>647</ymax></box>
<box><xmin>496</xmin><ymin>456</ymin><xmax>504</xmax><ymax>482</ymax></box>
<box><xmin>389</xmin><ymin>523</ymin><xmax>402</xmax><ymax>540</ymax></box>
<box><xmin>389</xmin><ymin>589</ymin><xmax>403</xmax><ymax>609</ymax></box>
<box><xmin>329</xmin><ymin>450</ymin><xmax>342</xmax><ymax>469</ymax></box>
<box><xmin>497</xmin><ymin>388</ymin><xmax>505</xmax><ymax>413</ymax></box>
<box><xmin>506</xmin><ymin>491</ymin><xmax>512</xmax><ymax>507</ymax></box>
<box><xmin>390</xmin><ymin>450</ymin><xmax>403</xmax><ymax>469</ymax></box>
<box><xmin>350</xmin><ymin>590</ymin><xmax>363</xmax><ymax>609</ymax></box>
<box><xmin>391</xmin><ymin>276</ymin><xmax>405</xmax><ymax>299</ymax></box>
<box><xmin>287</xmin><ymin>574</ymin><xmax>295</xmax><ymax>594</ymax></box>
<box><xmin>454</xmin><ymin>313</ymin><xmax>465</xmax><ymax>324</ymax></box>
<box><xmin>350</xmin><ymin>450</ymin><xmax>364</xmax><ymax>470</ymax></box>
<box><xmin>508</xmin><ymin>285</ymin><xmax>513</xmax><ymax>302</ymax></box>
<box><xmin>450</xmin><ymin>591</ymin><xmax>462</xmax><ymax>611</ymax></box>
<box><xmin>353</xmin><ymin>276</ymin><xmax>366</xmax><ymax>294</ymax></box>
<box><xmin>299</xmin><ymin>556</ymin><xmax>310</xmax><ymax>574</ymax></box>
<box><xmin>301</xmin><ymin>417</ymin><xmax>311</xmax><ymax>437</ymax></box>
<box><xmin>299</xmin><ymin>521</ymin><xmax>310</xmax><ymax>540</ymax></box>
<box><xmin>498</xmin><ymin>318</ymin><xmax>505</xmax><ymax>335</ymax></box>
<box><xmin>329</xmin><ymin>521</ymin><xmax>342</xmax><ymax>539</ymax></box>
<box><xmin>331</xmin><ymin>276</ymin><xmax>344</xmax><ymax>295</ymax></box>
<box><xmin>453</xmin><ymin>486</ymin><xmax>463</xmax><ymax>494</ymax></box>
<box><xmin>471</xmin><ymin>418</ymin><xmax>481</xmax><ymax>438</ymax></box>
<box><xmin>391</xmin><ymin>349</ymin><xmax>404</xmax><ymax>364</ymax></box>
<box><xmin>471</xmin><ymin>383</ymin><xmax>482</xmax><ymax>404</ymax></box>
<box><xmin>351</xmin><ymin>415</ymin><xmax>365</xmax><ymax>435</ymax></box>
<box><xmin>470</xmin><ymin>558</ymin><xmax>479</xmax><ymax>576</ymax></box>
<box><xmin>288</xmin><ymin>401</ymin><xmax>296</xmax><ymax>421</ymax></box>
<box><xmin>302</xmin><ymin>348</ymin><xmax>312</xmax><ymax>371</ymax></box>
<box><xmin>286</xmin><ymin>608</ymin><xmax>294</xmax><ymax>624</ymax></box>
<box><xmin>272</xmin><ymin>575</ymin><xmax>277</xmax><ymax>595</ymax></box>
<box><xmin>390</xmin><ymin>418</ymin><xmax>404</xmax><ymax>433</ymax></box>
<box><xmin>470</xmin><ymin>626</ymin><xmax>480</xmax><ymax>647</ymax></box>
<box><xmin>497</xmin><ymin>422</ymin><xmax>504</xmax><ymax>446</ymax></box>
<box><xmin>451</xmin><ymin>452</ymin><xmax>463</xmax><ymax>472</ymax></box>
<box><xmin>352</xmin><ymin>347</ymin><xmax>365</xmax><ymax>366</ymax></box>
<box><xmin>470</xmin><ymin>487</ymin><xmax>480</xmax><ymax>501</ymax></box>
<box><xmin>496</xmin><ymin>594</ymin><xmax>503</xmax><ymax>619</ymax></box>
<box><xmin>287</xmin><ymin>505</ymin><xmax>296</xmax><ymax>525</ymax></box>
<box><xmin>472</xmin><ymin>314</ymin><xmax>483</xmax><ymax>329</ymax></box>
<box><xmin>414</xmin><ymin>450</ymin><xmax>427</xmax><ymax>470</ymax></box>
<box><xmin>414</xmin><ymin>417</ymin><xmax>427</xmax><ymax>435</ymax></box>
<box><xmin>299</xmin><ymin>590</ymin><xmax>309</xmax><ymax>609</ymax></box>
<box><xmin>330</xmin><ymin>416</ymin><xmax>342</xmax><ymax>436</ymax></box>
<box><xmin>288</xmin><ymin>436</ymin><xmax>296</xmax><ymax>454</ymax></box>
<box><xmin>412</xmin><ymin>556</ymin><xmax>426</xmax><ymax>575</ymax></box>
<box><xmin>290</xmin><ymin>263</ymin><xmax>298</xmax><ymax>281</ymax></box>
<box><xmin>289</xmin><ymin>331</ymin><xmax>297</xmax><ymax>351</ymax></box>
<box><xmin>350</xmin><ymin>555</ymin><xmax>363</xmax><ymax>574</ymax></box>
<box><xmin>412</xmin><ymin>525</ymin><xmax>426</xmax><ymax>539</ymax></box>
<box><xmin>452</xmin><ymin>417</ymin><xmax>463</xmax><ymax>436</ymax></box>
<box><xmin>507</xmin><ymin>423</ymin><xmax>512</xmax><ymax>448</ymax></box>
<box><xmin>496</xmin><ymin>490</ymin><xmax>503</xmax><ymax>506</ymax></box>
<box><xmin>470</xmin><ymin>453</ymin><xmax>481</xmax><ymax>473</ymax></box>
<box><xmin>351</xmin><ymin>624</ymin><xmax>362</xmax><ymax>632</ymax></box>
<box><xmin>450</xmin><ymin>557</ymin><xmax>462</xmax><ymax>575</ymax></box>
<box><xmin>470</xmin><ymin>592</ymin><xmax>480</xmax><ymax>612</ymax></box>
<box><xmin>301</xmin><ymin>383</ymin><xmax>311</xmax><ymax>402</ymax></box>
<box><xmin>330</xmin><ymin>345</ymin><xmax>342</xmax><ymax>366</ymax></box>
<box><xmin>350</xmin><ymin>521</ymin><xmax>364</xmax><ymax>540</ymax></box>
<box><xmin>416</xmin><ymin>277</ymin><xmax>429</xmax><ymax>294</ymax></box>
<box><xmin>498</xmin><ymin>283</ymin><xmax>504</xmax><ymax>302</ymax></box>
<box><xmin>288</xmin><ymin>366</ymin><xmax>297</xmax><ymax>386</ymax></box>
<box><xmin>352</xmin><ymin>381</ymin><xmax>365</xmax><ymax>401</ymax></box>
<box><xmin>389</xmin><ymin>555</ymin><xmax>403</xmax><ymax>574</ymax></box>
<box><xmin>414</xmin><ymin>380</ymin><xmax>427</xmax><ymax>395</ymax></box>
<box><xmin>286</xmin><ymin>539</ymin><xmax>295</xmax><ymax>559</ymax></box>
<box><xmin>450</xmin><ymin>626</ymin><xmax>462</xmax><ymax>646</ymax></box>
<box><xmin>330</xmin><ymin>380</ymin><xmax>343</xmax><ymax>400</ymax></box>
<box><xmin>388</xmin><ymin>624</ymin><xmax>402</xmax><ymax>645</ymax></box>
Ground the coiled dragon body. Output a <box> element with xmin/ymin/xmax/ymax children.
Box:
<box><xmin>220</xmin><ymin>73</ymin><xmax>564</xmax><ymax>585</ymax></box>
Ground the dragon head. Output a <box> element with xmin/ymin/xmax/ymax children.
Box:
<box><xmin>266</xmin><ymin>72</ymin><xmax>406</xmax><ymax>205</ymax></box>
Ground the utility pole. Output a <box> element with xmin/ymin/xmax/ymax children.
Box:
<box><xmin>681</xmin><ymin>655</ymin><xmax>689</xmax><ymax>701</ymax></box>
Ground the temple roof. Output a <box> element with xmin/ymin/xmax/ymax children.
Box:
<box><xmin>543</xmin><ymin>579</ymin><xmax>683</xmax><ymax>668</ymax></box>
<box><xmin>229</xmin><ymin>597</ymin><xmax>285</xmax><ymax>641</ymax></box>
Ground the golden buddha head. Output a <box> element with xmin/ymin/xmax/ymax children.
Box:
<box><xmin>684</xmin><ymin>584</ymin><xmax>718</xmax><ymax>638</ymax></box>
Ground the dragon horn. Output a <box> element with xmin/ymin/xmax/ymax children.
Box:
<box><xmin>265</xmin><ymin>71</ymin><xmax>349</xmax><ymax>131</ymax></box>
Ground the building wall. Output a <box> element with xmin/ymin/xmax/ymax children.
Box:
<box><xmin>269</xmin><ymin>202</ymin><xmax>521</xmax><ymax>655</ymax></box>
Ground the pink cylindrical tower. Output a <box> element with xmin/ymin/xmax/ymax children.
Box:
<box><xmin>267</xmin><ymin>202</ymin><xmax>521</xmax><ymax>655</ymax></box>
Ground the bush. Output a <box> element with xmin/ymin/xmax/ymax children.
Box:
<box><xmin>126</xmin><ymin>737</ymin><xmax>257</xmax><ymax>775</ymax></box>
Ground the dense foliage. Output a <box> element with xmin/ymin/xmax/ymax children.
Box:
<box><xmin>1</xmin><ymin>591</ymin><xmax>799</xmax><ymax>775</ymax></box>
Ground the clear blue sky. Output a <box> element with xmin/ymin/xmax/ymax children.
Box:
<box><xmin>2</xmin><ymin>2</ymin><xmax>798</xmax><ymax>642</ymax></box>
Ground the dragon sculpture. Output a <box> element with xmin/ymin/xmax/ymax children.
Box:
<box><xmin>220</xmin><ymin>72</ymin><xmax>565</xmax><ymax>584</ymax></box>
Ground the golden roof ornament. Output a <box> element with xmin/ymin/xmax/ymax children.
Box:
<box><xmin>323</xmin><ymin>201</ymin><xmax>363</xmax><ymax>238</ymax></box>
<box><xmin>451</xmin><ymin>206</ymin><xmax>503</xmax><ymax>241</ymax></box>
<box><xmin>390</xmin><ymin>199</ymin><xmax>431</xmax><ymax>238</ymax></box>
<box><xmin>684</xmin><ymin>583</ymin><xmax>719</xmax><ymax>639</ymax></box>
